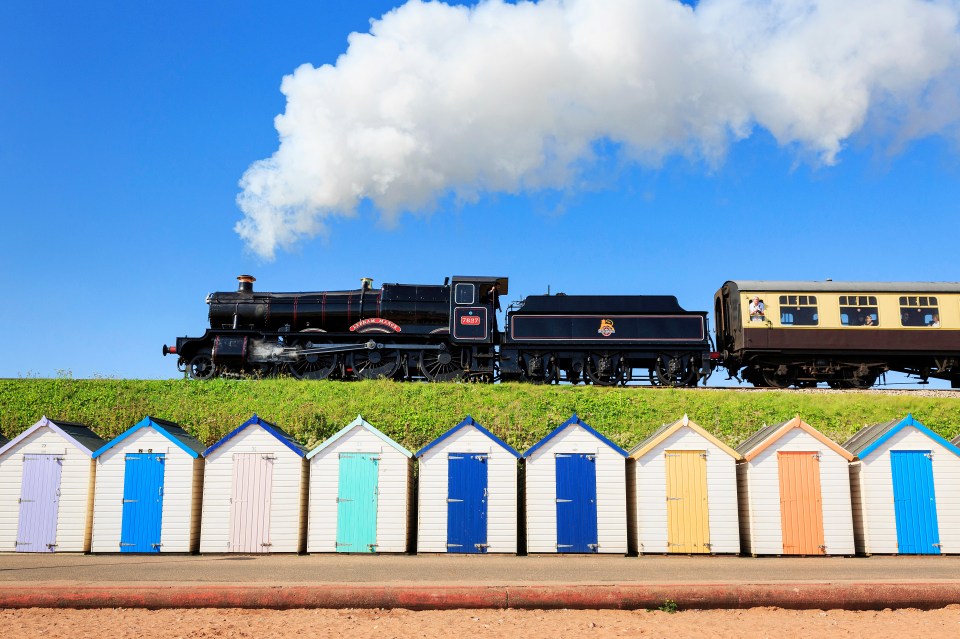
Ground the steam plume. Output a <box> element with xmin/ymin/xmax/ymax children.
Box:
<box><xmin>237</xmin><ymin>0</ymin><xmax>960</xmax><ymax>259</ymax></box>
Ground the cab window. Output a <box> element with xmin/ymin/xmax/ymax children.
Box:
<box><xmin>899</xmin><ymin>296</ymin><xmax>939</xmax><ymax>327</ymax></box>
<box><xmin>454</xmin><ymin>283</ymin><xmax>475</xmax><ymax>305</ymax></box>
<box><xmin>779</xmin><ymin>295</ymin><xmax>818</xmax><ymax>326</ymax></box>
<box><xmin>840</xmin><ymin>295</ymin><xmax>879</xmax><ymax>327</ymax></box>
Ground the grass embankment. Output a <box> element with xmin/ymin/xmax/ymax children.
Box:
<box><xmin>1</xmin><ymin>379</ymin><xmax>958</xmax><ymax>453</ymax></box>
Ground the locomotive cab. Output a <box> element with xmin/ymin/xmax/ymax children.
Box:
<box><xmin>448</xmin><ymin>276</ymin><xmax>508</xmax><ymax>344</ymax></box>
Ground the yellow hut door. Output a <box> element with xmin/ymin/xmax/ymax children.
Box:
<box><xmin>665</xmin><ymin>450</ymin><xmax>710</xmax><ymax>553</ymax></box>
<box><xmin>777</xmin><ymin>451</ymin><xmax>825</xmax><ymax>555</ymax></box>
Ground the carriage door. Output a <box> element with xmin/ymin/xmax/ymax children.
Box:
<box><xmin>120</xmin><ymin>453</ymin><xmax>165</xmax><ymax>553</ymax></box>
<box><xmin>230</xmin><ymin>453</ymin><xmax>274</xmax><ymax>553</ymax></box>
<box><xmin>446</xmin><ymin>453</ymin><xmax>488</xmax><ymax>553</ymax></box>
<box><xmin>891</xmin><ymin>451</ymin><xmax>941</xmax><ymax>554</ymax></box>
<box><xmin>665</xmin><ymin>450</ymin><xmax>710</xmax><ymax>553</ymax></box>
<box><xmin>336</xmin><ymin>453</ymin><xmax>379</xmax><ymax>553</ymax></box>
<box><xmin>452</xmin><ymin>282</ymin><xmax>489</xmax><ymax>343</ymax></box>
<box><xmin>777</xmin><ymin>451</ymin><xmax>825</xmax><ymax>555</ymax></box>
<box><xmin>555</xmin><ymin>453</ymin><xmax>598</xmax><ymax>553</ymax></box>
<box><xmin>16</xmin><ymin>454</ymin><xmax>63</xmax><ymax>552</ymax></box>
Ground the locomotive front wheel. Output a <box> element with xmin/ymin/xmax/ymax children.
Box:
<box><xmin>419</xmin><ymin>346</ymin><xmax>467</xmax><ymax>382</ymax></box>
<box><xmin>348</xmin><ymin>348</ymin><xmax>401</xmax><ymax>380</ymax></box>
<box><xmin>287</xmin><ymin>339</ymin><xmax>339</xmax><ymax>381</ymax></box>
<box><xmin>652</xmin><ymin>355</ymin><xmax>697</xmax><ymax>387</ymax></box>
<box><xmin>188</xmin><ymin>355</ymin><xmax>216</xmax><ymax>380</ymax></box>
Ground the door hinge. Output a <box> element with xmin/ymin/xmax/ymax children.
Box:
<box><xmin>666</xmin><ymin>496</ymin><xmax>682</xmax><ymax>501</ymax></box>
<box><xmin>447</xmin><ymin>498</ymin><xmax>464</xmax><ymax>503</ymax></box>
<box><xmin>261</xmin><ymin>542</ymin><xmax>272</xmax><ymax>547</ymax></box>
<box><xmin>446</xmin><ymin>543</ymin><xmax>463</xmax><ymax>548</ymax></box>
<box><xmin>556</xmin><ymin>498</ymin><xmax>572</xmax><ymax>503</ymax></box>
<box><xmin>556</xmin><ymin>544</ymin><xmax>574</xmax><ymax>548</ymax></box>
<box><xmin>119</xmin><ymin>543</ymin><xmax>136</xmax><ymax>547</ymax></box>
<box><xmin>336</xmin><ymin>542</ymin><xmax>352</xmax><ymax>547</ymax></box>
<box><xmin>337</xmin><ymin>498</ymin><xmax>353</xmax><ymax>503</ymax></box>
<box><xmin>18</xmin><ymin>498</ymin><xmax>34</xmax><ymax>503</ymax></box>
<box><xmin>933</xmin><ymin>543</ymin><xmax>943</xmax><ymax>548</ymax></box>
<box><xmin>122</xmin><ymin>499</ymin><xmax>137</xmax><ymax>503</ymax></box>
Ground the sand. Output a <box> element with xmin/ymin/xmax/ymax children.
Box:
<box><xmin>1</xmin><ymin>606</ymin><xmax>959</xmax><ymax>638</ymax></box>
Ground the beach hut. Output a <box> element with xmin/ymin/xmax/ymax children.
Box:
<box><xmin>416</xmin><ymin>416</ymin><xmax>520</xmax><ymax>554</ymax></box>
<box><xmin>629</xmin><ymin>415</ymin><xmax>741</xmax><ymax>554</ymax></box>
<box><xmin>736</xmin><ymin>416</ymin><xmax>855</xmax><ymax>556</ymax></box>
<box><xmin>523</xmin><ymin>415</ymin><xmax>628</xmax><ymax>554</ymax></box>
<box><xmin>0</xmin><ymin>417</ymin><xmax>105</xmax><ymax>553</ymax></box>
<box><xmin>90</xmin><ymin>417</ymin><xmax>205</xmax><ymax>553</ymax></box>
<box><xmin>306</xmin><ymin>416</ymin><xmax>414</xmax><ymax>553</ymax></box>
<box><xmin>200</xmin><ymin>414</ymin><xmax>308</xmax><ymax>553</ymax></box>
<box><xmin>846</xmin><ymin>415</ymin><xmax>960</xmax><ymax>555</ymax></box>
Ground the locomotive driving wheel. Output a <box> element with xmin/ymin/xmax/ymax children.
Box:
<box><xmin>419</xmin><ymin>345</ymin><xmax>468</xmax><ymax>382</ymax></box>
<box><xmin>287</xmin><ymin>339</ymin><xmax>339</xmax><ymax>380</ymax></box>
<box><xmin>585</xmin><ymin>353</ymin><xmax>623</xmax><ymax>386</ymax></box>
<box><xmin>188</xmin><ymin>355</ymin><xmax>216</xmax><ymax>380</ymax></box>
<box><xmin>651</xmin><ymin>354</ymin><xmax>697</xmax><ymax>387</ymax></box>
<box><xmin>348</xmin><ymin>346</ymin><xmax>401</xmax><ymax>380</ymax></box>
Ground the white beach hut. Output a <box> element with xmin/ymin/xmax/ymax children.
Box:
<box><xmin>523</xmin><ymin>414</ymin><xmax>629</xmax><ymax>554</ymax></box>
<box><xmin>736</xmin><ymin>416</ymin><xmax>855</xmax><ymax>556</ymax></box>
<box><xmin>306</xmin><ymin>416</ymin><xmax>414</xmax><ymax>553</ymax></box>
<box><xmin>415</xmin><ymin>416</ymin><xmax>520</xmax><ymax>554</ymax></box>
<box><xmin>629</xmin><ymin>415</ymin><xmax>741</xmax><ymax>554</ymax></box>
<box><xmin>200</xmin><ymin>414</ymin><xmax>308</xmax><ymax>553</ymax></box>
<box><xmin>0</xmin><ymin>417</ymin><xmax>105</xmax><ymax>553</ymax></box>
<box><xmin>90</xmin><ymin>416</ymin><xmax>205</xmax><ymax>553</ymax></box>
<box><xmin>846</xmin><ymin>414</ymin><xmax>960</xmax><ymax>555</ymax></box>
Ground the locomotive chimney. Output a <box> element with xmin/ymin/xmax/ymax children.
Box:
<box><xmin>237</xmin><ymin>274</ymin><xmax>256</xmax><ymax>294</ymax></box>
<box><xmin>360</xmin><ymin>277</ymin><xmax>373</xmax><ymax>290</ymax></box>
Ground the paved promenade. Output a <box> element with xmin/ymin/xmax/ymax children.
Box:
<box><xmin>1</xmin><ymin>554</ymin><xmax>958</xmax><ymax>610</ymax></box>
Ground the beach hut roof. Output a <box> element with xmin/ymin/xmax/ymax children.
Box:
<box><xmin>844</xmin><ymin>414</ymin><xmax>960</xmax><ymax>459</ymax></box>
<box><xmin>736</xmin><ymin>416</ymin><xmax>854</xmax><ymax>462</ymax></box>
<box><xmin>306</xmin><ymin>415</ymin><xmax>413</xmax><ymax>459</ymax></box>
<box><xmin>0</xmin><ymin>416</ymin><xmax>105</xmax><ymax>458</ymax></box>
<box><xmin>93</xmin><ymin>416</ymin><xmax>204</xmax><ymax>459</ymax></box>
<box><xmin>204</xmin><ymin>414</ymin><xmax>307</xmax><ymax>458</ymax></box>
<box><xmin>522</xmin><ymin>414</ymin><xmax>628</xmax><ymax>459</ymax></box>
<box><xmin>629</xmin><ymin>414</ymin><xmax>741</xmax><ymax>460</ymax></box>
<box><xmin>415</xmin><ymin>416</ymin><xmax>519</xmax><ymax>459</ymax></box>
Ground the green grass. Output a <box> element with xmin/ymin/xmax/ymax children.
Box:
<box><xmin>1</xmin><ymin>379</ymin><xmax>958</xmax><ymax>453</ymax></box>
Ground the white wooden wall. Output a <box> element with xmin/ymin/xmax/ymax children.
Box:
<box><xmin>525</xmin><ymin>425</ymin><xmax>627</xmax><ymax>554</ymax></box>
<box><xmin>417</xmin><ymin>427</ymin><xmax>517</xmax><ymax>553</ymax></box>
<box><xmin>633</xmin><ymin>427</ymin><xmax>740</xmax><ymax>554</ymax></box>
<box><xmin>738</xmin><ymin>428</ymin><xmax>854</xmax><ymax>555</ymax></box>
<box><xmin>0</xmin><ymin>428</ymin><xmax>96</xmax><ymax>552</ymax></box>
<box><xmin>307</xmin><ymin>426</ymin><xmax>411</xmax><ymax>553</ymax></box>
<box><xmin>200</xmin><ymin>425</ymin><xmax>306</xmax><ymax>553</ymax></box>
<box><xmin>853</xmin><ymin>427</ymin><xmax>960</xmax><ymax>554</ymax></box>
<box><xmin>90</xmin><ymin>428</ymin><xmax>201</xmax><ymax>553</ymax></box>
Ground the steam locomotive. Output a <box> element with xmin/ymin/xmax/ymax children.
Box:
<box><xmin>164</xmin><ymin>276</ymin><xmax>960</xmax><ymax>388</ymax></box>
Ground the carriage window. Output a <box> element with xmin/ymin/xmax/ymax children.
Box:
<box><xmin>454</xmin><ymin>283</ymin><xmax>475</xmax><ymax>305</ymax></box>
<box><xmin>778</xmin><ymin>295</ymin><xmax>819</xmax><ymax>326</ymax></box>
<box><xmin>839</xmin><ymin>295</ymin><xmax>879</xmax><ymax>327</ymax></box>
<box><xmin>899</xmin><ymin>296</ymin><xmax>939</xmax><ymax>327</ymax></box>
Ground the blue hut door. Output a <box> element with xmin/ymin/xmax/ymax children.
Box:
<box><xmin>891</xmin><ymin>450</ymin><xmax>941</xmax><ymax>555</ymax></box>
<box><xmin>15</xmin><ymin>454</ymin><xmax>63</xmax><ymax>552</ymax></box>
<box><xmin>120</xmin><ymin>453</ymin><xmax>165</xmax><ymax>553</ymax></box>
<box><xmin>446</xmin><ymin>453</ymin><xmax>488</xmax><ymax>553</ymax></box>
<box><xmin>336</xmin><ymin>453</ymin><xmax>379</xmax><ymax>553</ymax></box>
<box><xmin>555</xmin><ymin>453</ymin><xmax>598</xmax><ymax>553</ymax></box>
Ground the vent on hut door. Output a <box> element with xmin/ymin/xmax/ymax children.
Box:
<box><xmin>15</xmin><ymin>454</ymin><xmax>63</xmax><ymax>553</ymax></box>
<box><xmin>891</xmin><ymin>450</ymin><xmax>941</xmax><ymax>555</ymax></box>
<box><xmin>230</xmin><ymin>453</ymin><xmax>274</xmax><ymax>553</ymax></box>
<box><xmin>336</xmin><ymin>453</ymin><xmax>379</xmax><ymax>553</ymax></box>
<box><xmin>120</xmin><ymin>453</ymin><xmax>165</xmax><ymax>553</ymax></box>
<box><xmin>665</xmin><ymin>450</ymin><xmax>710</xmax><ymax>553</ymax></box>
<box><xmin>446</xmin><ymin>453</ymin><xmax>488</xmax><ymax>553</ymax></box>
<box><xmin>555</xmin><ymin>453</ymin><xmax>598</xmax><ymax>553</ymax></box>
<box><xmin>777</xmin><ymin>451</ymin><xmax>825</xmax><ymax>555</ymax></box>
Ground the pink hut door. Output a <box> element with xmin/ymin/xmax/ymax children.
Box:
<box><xmin>229</xmin><ymin>453</ymin><xmax>274</xmax><ymax>553</ymax></box>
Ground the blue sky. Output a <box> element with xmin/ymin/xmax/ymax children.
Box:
<box><xmin>2</xmin><ymin>0</ymin><xmax>959</xmax><ymax>384</ymax></box>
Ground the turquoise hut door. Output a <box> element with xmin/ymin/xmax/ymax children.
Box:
<box><xmin>336</xmin><ymin>453</ymin><xmax>379</xmax><ymax>553</ymax></box>
<box><xmin>120</xmin><ymin>453</ymin><xmax>165</xmax><ymax>553</ymax></box>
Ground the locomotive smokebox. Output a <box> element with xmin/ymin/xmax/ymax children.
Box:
<box><xmin>237</xmin><ymin>274</ymin><xmax>256</xmax><ymax>294</ymax></box>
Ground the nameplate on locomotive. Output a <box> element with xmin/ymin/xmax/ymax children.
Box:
<box><xmin>349</xmin><ymin>318</ymin><xmax>402</xmax><ymax>332</ymax></box>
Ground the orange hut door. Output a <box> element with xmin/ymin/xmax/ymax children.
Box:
<box><xmin>777</xmin><ymin>451</ymin><xmax>825</xmax><ymax>555</ymax></box>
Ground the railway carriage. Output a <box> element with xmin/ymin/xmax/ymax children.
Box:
<box><xmin>714</xmin><ymin>281</ymin><xmax>960</xmax><ymax>388</ymax></box>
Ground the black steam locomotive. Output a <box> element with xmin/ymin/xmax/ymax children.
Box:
<box><xmin>164</xmin><ymin>275</ymin><xmax>712</xmax><ymax>386</ymax></box>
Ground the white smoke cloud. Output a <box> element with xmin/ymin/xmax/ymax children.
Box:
<box><xmin>236</xmin><ymin>0</ymin><xmax>960</xmax><ymax>259</ymax></box>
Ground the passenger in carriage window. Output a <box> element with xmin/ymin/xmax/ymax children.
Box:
<box><xmin>749</xmin><ymin>296</ymin><xmax>765</xmax><ymax>321</ymax></box>
<box><xmin>928</xmin><ymin>314</ymin><xmax>940</xmax><ymax>327</ymax></box>
<box><xmin>863</xmin><ymin>314</ymin><xmax>876</xmax><ymax>326</ymax></box>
